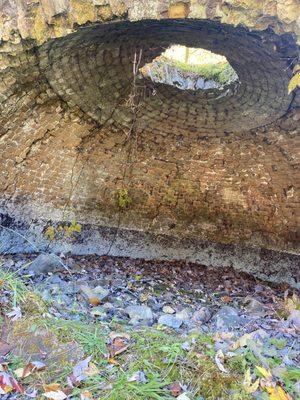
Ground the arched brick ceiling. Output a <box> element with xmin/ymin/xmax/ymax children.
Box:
<box><xmin>39</xmin><ymin>19</ymin><xmax>297</xmax><ymax>135</ymax></box>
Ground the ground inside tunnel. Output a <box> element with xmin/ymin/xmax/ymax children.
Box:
<box><xmin>0</xmin><ymin>252</ymin><xmax>299</xmax><ymax>399</ymax></box>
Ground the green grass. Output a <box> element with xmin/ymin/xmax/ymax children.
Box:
<box><xmin>0</xmin><ymin>266</ymin><xmax>29</xmax><ymax>306</ymax></box>
<box><xmin>0</xmin><ymin>265</ymin><xmax>284</xmax><ymax>400</ymax></box>
<box><xmin>8</xmin><ymin>314</ymin><xmax>250</xmax><ymax>399</ymax></box>
<box><xmin>169</xmin><ymin>59</ymin><xmax>238</xmax><ymax>84</ymax></box>
<box><xmin>269</xmin><ymin>338</ymin><xmax>287</xmax><ymax>350</ymax></box>
<box><xmin>157</xmin><ymin>57</ymin><xmax>239</xmax><ymax>86</ymax></box>
<box><xmin>41</xmin><ymin>317</ymin><xmax>108</xmax><ymax>361</ymax></box>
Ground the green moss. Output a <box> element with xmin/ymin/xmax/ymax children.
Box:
<box><xmin>270</xmin><ymin>338</ymin><xmax>287</xmax><ymax>350</ymax></box>
<box><xmin>227</xmin><ymin>355</ymin><xmax>247</xmax><ymax>374</ymax></box>
<box><xmin>163</xmin><ymin>188</ymin><xmax>178</xmax><ymax>206</ymax></box>
<box><xmin>117</xmin><ymin>188</ymin><xmax>132</xmax><ymax>209</ymax></box>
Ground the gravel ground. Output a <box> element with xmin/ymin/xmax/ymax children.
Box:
<box><xmin>0</xmin><ymin>253</ymin><xmax>299</xmax><ymax>399</ymax></box>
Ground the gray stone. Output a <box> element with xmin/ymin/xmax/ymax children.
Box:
<box><xmin>175</xmin><ymin>308</ymin><xmax>191</xmax><ymax>323</ymax></box>
<box><xmin>214</xmin><ymin>306</ymin><xmax>244</xmax><ymax>330</ymax></box>
<box><xmin>79</xmin><ymin>285</ymin><xmax>109</xmax><ymax>304</ymax></box>
<box><xmin>158</xmin><ymin>314</ymin><xmax>183</xmax><ymax>329</ymax></box>
<box><xmin>288</xmin><ymin>310</ymin><xmax>300</xmax><ymax>330</ymax></box>
<box><xmin>46</xmin><ymin>275</ymin><xmax>64</xmax><ymax>285</ymax></box>
<box><xmin>192</xmin><ymin>307</ymin><xmax>211</xmax><ymax>324</ymax></box>
<box><xmin>162</xmin><ymin>305</ymin><xmax>175</xmax><ymax>314</ymax></box>
<box><xmin>93</xmin><ymin>285</ymin><xmax>110</xmax><ymax>301</ymax></box>
<box><xmin>125</xmin><ymin>305</ymin><xmax>153</xmax><ymax>321</ymax></box>
<box><xmin>244</xmin><ymin>296</ymin><xmax>266</xmax><ymax>316</ymax></box>
<box><xmin>28</xmin><ymin>253</ymin><xmax>64</xmax><ymax>274</ymax></box>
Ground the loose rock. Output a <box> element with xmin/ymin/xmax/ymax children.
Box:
<box><xmin>79</xmin><ymin>285</ymin><xmax>109</xmax><ymax>306</ymax></box>
<box><xmin>28</xmin><ymin>253</ymin><xmax>64</xmax><ymax>274</ymax></box>
<box><xmin>125</xmin><ymin>305</ymin><xmax>153</xmax><ymax>321</ymax></box>
<box><xmin>158</xmin><ymin>314</ymin><xmax>183</xmax><ymax>329</ymax></box>
<box><xmin>162</xmin><ymin>305</ymin><xmax>175</xmax><ymax>314</ymax></box>
<box><xmin>192</xmin><ymin>307</ymin><xmax>211</xmax><ymax>324</ymax></box>
<box><xmin>288</xmin><ymin>309</ymin><xmax>300</xmax><ymax>330</ymax></box>
<box><xmin>214</xmin><ymin>306</ymin><xmax>245</xmax><ymax>330</ymax></box>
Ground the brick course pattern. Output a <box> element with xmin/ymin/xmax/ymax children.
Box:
<box><xmin>0</xmin><ymin>1</ymin><xmax>299</xmax><ymax>264</ymax></box>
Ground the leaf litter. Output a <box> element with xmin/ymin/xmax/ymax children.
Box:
<box><xmin>0</xmin><ymin>253</ymin><xmax>299</xmax><ymax>399</ymax></box>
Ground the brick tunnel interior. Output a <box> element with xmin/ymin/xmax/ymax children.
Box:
<box><xmin>0</xmin><ymin>18</ymin><xmax>299</xmax><ymax>286</ymax></box>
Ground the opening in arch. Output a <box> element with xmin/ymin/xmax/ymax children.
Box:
<box><xmin>140</xmin><ymin>45</ymin><xmax>239</xmax><ymax>90</ymax></box>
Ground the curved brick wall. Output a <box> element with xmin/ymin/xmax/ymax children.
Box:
<box><xmin>39</xmin><ymin>19</ymin><xmax>296</xmax><ymax>134</ymax></box>
<box><xmin>0</xmin><ymin>1</ymin><xmax>299</xmax><ymax>285</ymax></box>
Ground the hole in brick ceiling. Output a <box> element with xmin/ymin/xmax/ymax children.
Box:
<box><xmin>39</xmin><ymin>19</ymin><xmax>295</xmax><ymax>134</ymax></box>
<box><xmin>140</xmin><ymin>45</ymin><xmax>239</xmax><ymax>91</ymax></box>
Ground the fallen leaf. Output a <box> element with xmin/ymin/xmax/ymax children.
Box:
<box><xmin>215</xmin><ymin>349</ymin><xmax>228</xmax><ymax>373</ymax></box>
<box><xmin>108</xmin><ymin>358</ymin><xmax>119</xmax><ymax>365</ymax></box>
<box><xmin>80</xmin><ymin>390</ymin><xmax>94</xmax><ymax>400</ymax></box>
<box><xmin>169</xmin><ymin>381</ymin><xmax>182</xmax><ymax>396</ymax></box>
<box><xmin>68</xmin><ymin>356</ymin><xmax>92</xmax><ymax>385</ymax></box>
<box><xmin>266</xmin><ymin>386</ymin><xmax>292</xmax><ymax>400</ymax></box>
<box><xmin>84</xmin><ymin>362</ymin><xmax>99</xmax><ymax>377</ymax></box>
<box><xmin>288</xmin><ymin>70</ymin><xmax>300</xmax><ymax>93</ymax></box>
<box><xmin>0</xmin><ymin>370</ymin><xmax>24</xmax><ymax>394</ymax></box>
<box><xmin>231</xmin><ymin>329</ymin><xmax>268</xmax><ymax>351</ymax></box>
<box><xmin>43</xmin><ymin>383</ymin><xmax>62</xmax><ymax>392</ymax></box>
<box><xmin>108</xmin><ymin>332</ymin><xmax>130</xmax><ymax>357</ymax></box>
<box><xmin>14</xmin><ymin>361</ymin><xmax>46</xmax><ymax>378</ymax></box>
<box><xmin>213</xmin><ymin>332</ymin><xmax>235</xmax><ymax>342</ymax></box>
<box><xmin>109</xmin><ymin>332</ymin><xmax>131</xmax><ymax>341</ymax></box>
<box><xmin>139</xmin><ymin>293</ymin><xmax>149</xmax><ymax>302</ymax></box>
<box><xmin>231</xmin><ymin>332</ymin><xmax>253</xmax><ymax>350</ymax></box>
<box><xmin>221</xmin><ymin>295</ymin><xmax>232</xmax><ymax>303</ymax></box>
<box><xmin>43</xmin><ymin>390</ymin><xmax>67</xmax><ymax>400</ymax></box>
<box><xmin>243</xmin><ymin>369</ymin><xmax>260</xmax><ymax>394</ymax></box>
<box><xmin>6</xmin><ymin>307</ymin><xmax>22</xmax><ymax>321</ymax></box>
<box><xmin>256</xmin><ymin>366</ymin><xmax>272</xmax><ymax>379</ymax></box>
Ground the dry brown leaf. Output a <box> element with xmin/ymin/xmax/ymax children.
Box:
<box><xmin>169</xmin><ymin>381</ymin><xmax>182</xmax><ymax>397</ymax></box>
<box><xmin>108</xmin><ymin>332</ymin><xmax>130</xmax><ymax>357</ymax></box>
<box><xmin>80</xmin><ymin>390</ymin><xmax>94</xmax><ymax>400</ymax></box>
<box><xmin>14</xmin><ymin>361</ymin><xmax>46</xmax><ymax>378</ymax></box>
<box><xmin>221</xmin><ymin>295</ymin><xmax>232</xmax><ymax>304</ymax></box>
<box><xmin>43</xmin><ymin>383</ymin><xmax>62</xmax><ymax>392</ymax></box>
<box><xmin>108</xmin><ymin>358</ymin><xmax>119</xmax><ymax>365</ymax></box>
<box><xmin>0</xmin><ymin>368</ymin><xmax>24</xmax><ymax>394</ymax></box>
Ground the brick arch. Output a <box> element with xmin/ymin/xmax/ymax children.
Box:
<box><xmin>39</xmin><ymin>19</ymin><xmax>296</xmax><ymax>135</ymax></box>
<box><xmin>0</xmin><ymin>14</ymin><xmax>299</xmax><ymax>286</ymax></box>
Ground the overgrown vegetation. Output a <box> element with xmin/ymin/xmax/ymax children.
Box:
<box><xmin>0</xmin><ymin>265</ymin><xmax>299</xmax><ymax>399</ymax></box>
<box><xmin>117</xmin><ymin>188</ymin><xmax>132</xmax><ymax>209</ymax></box>
<box><xmin>163</xmin><ymin>57</ymin><xmax>238</xmax><ymax>85</ymax></box>
<box><xmin>44</xmin><ymin>219</ymin><xmax>82</xmax><ymax>241</ymax></box>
